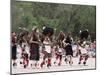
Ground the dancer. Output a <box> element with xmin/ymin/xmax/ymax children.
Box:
<box><xmin>63</xmin><ymin>33</ymin><xmax>73</xmax><ymax>66</ymax></box>
<box><xmin>21</xmin><ymin>44</ymin><xmax>29</xmax><ymax>68</ymax></box>
<box><xmin>12</xmin><ymin>32</ymin><xmax>17</xmax><ymax>67</ymax></box>
<box><xmin>78</xmin><ymin>43</ymin><xmax>89</xmax><ymax>66</ymax></box>
<box><xmin>41</xmin><ymin>36</ymin><xmax>52</xmax><ymax>68</ymax></box>
<box><xmin>54</xmin><ymin>44</ymin><xmax>63</xmax><ymax>66</ymax></box>
<box><xmin>29</xmin><ymin>27</ymin><xmax>40</xmax><ymax>68</ymax></box>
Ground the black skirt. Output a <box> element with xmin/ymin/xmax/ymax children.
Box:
<box><xmin>12</xmin><ymin>45</ymin><xmax>17</xmax><ymax>60</ymax></box>
<box><xmin>65</xmin><ymin>44</ymin><xmax>73</xmax><ymax>56</ymax></box>
<box><xmin>30</xmin><ymin>44</ymin><xmax>40</xmax><ymax>61</ymax></box>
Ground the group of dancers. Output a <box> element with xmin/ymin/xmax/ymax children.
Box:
<box><xmin>11</xmin><ymin>26</ymin><xmax>96</xmax><ymax>69</ymax></box>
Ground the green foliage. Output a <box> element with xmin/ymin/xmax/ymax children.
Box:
<box><xmin>11</xmin><ymin>0</ymin><xmax>96</xmax><ymax>40</ymax></box>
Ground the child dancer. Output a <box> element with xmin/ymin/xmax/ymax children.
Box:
<box><xmin>40</xmin><ymin>36</ymin><xmax>52</xmax><ymax>68</ymax></box>
<box><xmin>54</xmin><ymin>44</ymin><xmax>63</xmax><ymax>66</ymax></box>
<box><xmin>78</xmin><ymin>44</ymin><xmax>89</xmax><ymax>66</ymax></box>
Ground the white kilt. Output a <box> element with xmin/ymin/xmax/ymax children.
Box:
<box><xmin>79</xmin><ymin>47</ymin><xmax>87</xmax><ymax>54</ymax></box>
<box><xmin>44</xmin><ymin>45</ymin><xmax>51</xmax><ymax>53</ymax></box>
